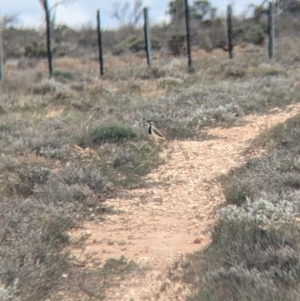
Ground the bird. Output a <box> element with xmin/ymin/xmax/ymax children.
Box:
<box><xmin>146</xmin><ymin>120</ymin><xmax>166</xmax><ymax>140</ymax></box>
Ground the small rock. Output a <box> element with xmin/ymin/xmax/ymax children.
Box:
<box><xmin>193</xmin><ymin>237</ymin><xmax>202</xmax><ymax>244</ymax></box>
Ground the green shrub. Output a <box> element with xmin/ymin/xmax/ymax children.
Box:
<box><xmin>253</xmin><ymin>64</ymin><xmax>282</xmax><ymax>77</ymax></box>
<box><xmin>103</xmin><ymin>257</ymin><xmax>139</xmax><ymax>275</ymax></box>
<box><xmin>128</xmin><ymin>36</ymin><xmax>145</xmax><ymax>53</ymax></box>
<box><xmin>136</xmin><ymin>66</ymin><xmax>166</xmax><ymax>79</ymax></box>
<box><xmin>225</xmin><ymin>66</ymin><xmax>246</xmax><ymax>78</ymax></box>
<box><xmin>111</xmin><ymin>44</ymin><xmax>126</xmax><ymax>56</ymax></box>
<box><xmin>203</xmin><ymin>36</ymin><xmax>214</xmax><ymax>52</ymax></box>
<box><xmin>245</xmin><ymin>26</ymin><xmax>265</xmax><ymax>45</ymax></box>
<box><xmin>99</xmin><ymin>141</ymin><xmax>164</xmax><ymax>188</ymax></box>
<box><xmin>181</xmin><ymin>199</ymin><xmax>300</xmax><ymax>301</ymax></box>
<box><xmin>6</xmin><ymin>166</ymin><xmax>51</xmax><ymax>197</ymax></box>
<box><xmin>0</xmin><ymin>105</ymin><xmax>6</xmax><ymax>115</ymax></box>
<box><xmin>53</xmin><ymin>70</ymin><xmax>75</xmax><ymax>81</ymax></box>
<box><xmin>58</xmin><ymin>166</ymin><xmax>107</xmax><ymax>194</ymax></box>
<box><xmin>151</xmin><ymin>37</ymin><xmax>161</xmax><ymax>51</ymax></box>
<box><xmin>219</xmin><ymin>60</ymin><xmax>246</xmax><ymax>78</ymax></box>
<box><xmin>86</xmin><ymin>124</ymin><xmax>137</xmax><ymax>145</ymax></box>
<box><xmin>127</xmin><ymin>35</ymin><xmax>161</xmax><ymax>53</ymax></box>
<box><xmin>168</xmin><ymin>34</ymin><xmax>185</xmax><ymax>56</ymax></box>
<box><xmin>25</xmin><ymin>40</ymin><xmax>48</xmax><ymax>58</ymax></box>
<box><xmin>0</xmin><ymin>124</ymin><xmax>10</xmax><ymax>133</ymax></box>
<box><xmin>223</xmin><ymin>181</ymin><xmax>253</xmax><ymax>205</ymax></box>
<box><xmin>32</xmin><ymin>79</ymin><xmax>72</xmax><ymax>96</ymax></box>
<box><xmin>0</xmin><ymin>197</ymin><xmax>72</xmax><ymax>301</ymax></box>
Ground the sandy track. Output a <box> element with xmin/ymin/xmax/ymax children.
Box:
<box><xmin>70</xmin><ymin>105</ymin><xmax>300</xmax><ymax>301</ymax></box>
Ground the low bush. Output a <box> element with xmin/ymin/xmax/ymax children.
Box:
<box><xmin>0</xmin><ymin>197</ymin><xmax>73</xmax><ymax>301</ymax></box>
<box><xmin>0</xmin><ymin>105</ymin><xmax>6</xmax><ymax>115</ymax></box>
<box><xmin>252</xmin><ymin>63</ymin><xmax>283</xmax><ymax>77</ymax></box>
<box><xmin>127</xmin><ymin>35</ymin><xmax>161</xmax><ymax>53</ymax></box>
<box><xmin>168</xmin><ymin>34</ymin><xmax>185</xmax><ymax>56</ymax></box>
<box><xmin>53</xmin><ymin>70</ymin><xmax>75</xmax><ymax>81</ymax></box>
<box><xmin>245</xmin><ymin>25</ymin><xmax>265</xmax><ymax>45</ymax></box>
<box><xmin>176</xmin><ymin>197</ymin><xmax>300</xmax><ymax>301</ymax></box>
<box><xmin>24</xmin><ymin>40</ymin><xmax>47</xmax><ymax>58</ymax></box>
<box><xmin>83</xmin><ymin>124</ymin><xmax>137</xmax><ymax>146</ymax></box>
<box><xmin>136</xmin><ymin>66</ymin><xmax>166</xmax><ymax>79</ymax></box>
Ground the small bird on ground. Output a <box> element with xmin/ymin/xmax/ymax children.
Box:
<box><xmin>146</xmin><ymin>120</ymin><xmax>166</xmax><ymax>140</ymax></box>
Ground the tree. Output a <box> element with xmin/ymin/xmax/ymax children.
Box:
<box><xmin>166</xmin><ymin>0</ymin><xmax>185</xmax><ymax>22</ymax></box>
<box><xmin>190</xmin><ymin>0</ymin><xmax>216</xmax><ymax>21</ymax></box>
<box><xmin>247</xmin><ymin>1</ymin><xmax>269</xmax><ymax>22</ymax></box>
<box><xmin>247</xmin><ymin>0</ymin><xmax>300</xmax><ymax>21</ymax></box>
<box><xmin>3</xmin><ymin>14</ymin><xmax>19</xmax><ymax>28</ymax></box>
<box><xmin>39</xmin><ymin>0</ymin><xmax>77</xmax><ymax>29</ymax></box>
<box><xmin>112</xmin><ymin>0</ymin><xmax>144</xmax><ymax>27</ymax></box>
<box><xmin>274</xmin><ymin>0</ymin><xmax>300</xmax><ymax>14</ymax></box>
<box><xmin>166</xmin><ymin>0</ymin><xmax>217</xmax><ymax>23</ymax></box>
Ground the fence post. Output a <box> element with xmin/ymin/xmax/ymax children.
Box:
<box><xmin>97</xmin><ymin>10</ymin><xmax>104</xmax><ymax>76</ymax></box>
<box><xmin>268</xmin><ymin>1</ymin><xmax>274</xmax><ymax>59</ymax></box>
<box><xmin>184</xmin><ymin>0</ymin><xmax>192</xmax><ymax>71</ymax></box>
<box><xmin>43</xmin><ymin>0</ymin><xmax>53</xmax><ymax>77</ymax></box>
<box><xmin>0</xmin><ymin>16</ymin><xmax>4</xmax><ymax>80</ymax></box>
<box><xmin>143</xmin><ymin>7</ymin><xmax>152</xmax><ymax>67</ymax></box>
<box><xmin>227</xmin><ymin>5</ymin><xmax>233</xmax><ymax>59</ymax></box>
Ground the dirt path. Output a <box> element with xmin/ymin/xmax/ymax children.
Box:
<box><xmin>70</xmin><ymin>105</ymin><xmax>300</xmax><ymax>301</ymax></box>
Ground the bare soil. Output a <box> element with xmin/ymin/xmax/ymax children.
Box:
<box><xmin>69</xmin><ymin>104</ymin><xmax>300</xmax><ymax>301</ymax></box>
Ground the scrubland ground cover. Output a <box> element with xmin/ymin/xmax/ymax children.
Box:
<box><xmin>1</xmin><ymin>36</ymin><xmax>300</xmax><ymax>300</ymax></box>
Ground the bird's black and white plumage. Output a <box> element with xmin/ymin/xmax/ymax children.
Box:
<box><xmin>146</xmin><ymin>120</ymin><xmax>166</xmax><ymax>140</ymax></box>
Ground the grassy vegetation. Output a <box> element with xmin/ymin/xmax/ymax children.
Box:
<box><xmin>2</xmin><ymin>29</ymin><xmax>300</xmax><ymax>300</ymax></box>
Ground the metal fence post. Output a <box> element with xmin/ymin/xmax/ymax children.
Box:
<box><xmin>227</xmin><ymin>5</ymin><xmax>233</xmax><ymax>59</ymax></box>
<box><xmin>268</xmin><ymin>1</ymin><xmax>275</xmax><ymax>59</ymax></box>
<box><xmin>44</xmin><ymin>0</ymin><xmax>53</xmax><ymax>77</ymax></box>
<box><xmin>97</xmin><ymin>10</ymin><xmax>104</xmax><ymax>76</ymax></box>
<box><xmin>0</xmin><ymin>16</ymin><xmax>4</xmax><ymax>80</ymax></box>
<box><xmin>143</xmin><ymin>7</ymin><xmax>152</xmax><ymax>67</ymax></box>
<box><xmin>184</xmin><ymin>0</ymin><xmax>192</xmax><ymax>71</ymax></box>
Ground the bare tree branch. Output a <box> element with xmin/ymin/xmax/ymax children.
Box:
<box><xmin>112</xmin><ymin>1</ymin><xmax>130</xmax><ymax>25</ymax></box>
<box><xmin>3</xmin><ymin>14</ymin><xmax>19</xmax><ymax>28</ymax></box>
<box><xmin>112</xmin><ymin>0</ymin><xmax>143</xmax><ymax>27</ymax></box>
<box><xmin>50</xmin><ymin>0</ymin><xmax>77</xmax><ymax>11</ymax></box>
<box><xmin>131</xmin><ymin>0</ymin><xmax>143</xmax><ymax>26</ymax></box>
<box><xmin>38</xmin><ymin>0</ymin><xmax>77</xmax><ymax>12</ymax></box>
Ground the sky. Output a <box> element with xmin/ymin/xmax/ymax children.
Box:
<box><xmin>1</xmin><ymin>0</ymin><xmax>265</xmax><ymax>29</ymax></box>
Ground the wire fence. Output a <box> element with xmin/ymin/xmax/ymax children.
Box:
<box><xmin>0</xmin><ymin>1</ymin><xmax>283</xmax><ymax>78</ymax></box>
<box><xmin>94</xmin><ymin>1</ymin><xmax>275</xmax><ymax>76</ymax></box>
